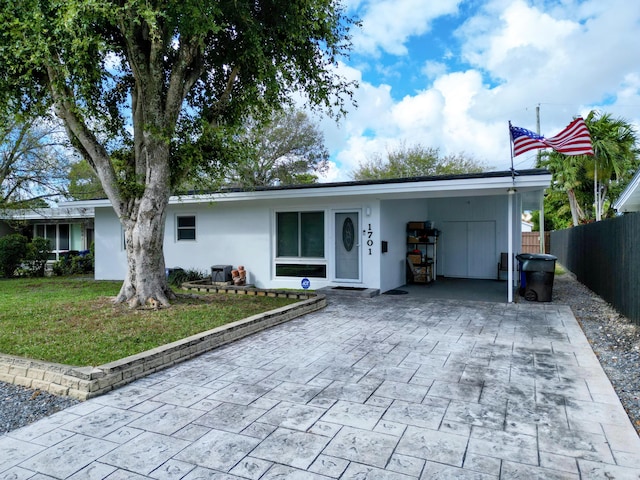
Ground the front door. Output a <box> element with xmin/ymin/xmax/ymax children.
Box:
<box><xmin>334</xmin><ymin>211</ymin><xmax>360</xmax><ymax>281</ymax></box>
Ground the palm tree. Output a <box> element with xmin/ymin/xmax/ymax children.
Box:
<box><xmin>538</xmin><ymin>150</ymin><xmax>587</xmax><ymax>226</ymax></box>
<box><xmin>583</xmin><ymin>111</ymin><xmax>637</xmax><ymax>221</ymax></box>
<box><xmin>539</xmin><ymin>111</ymin><xmax>638</xmax><ymax>225</ymax></box>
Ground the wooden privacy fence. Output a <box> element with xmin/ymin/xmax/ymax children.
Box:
<box><xmin>551</xmin><ymin>212</ymin><xmax>640</xmax><ymax>326</ymax></box>
<box><xmin>521</xmin><ymin>232</ymin><xmax>551</xmax><ymax>254</ymax></box>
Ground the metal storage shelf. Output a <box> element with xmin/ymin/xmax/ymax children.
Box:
<box><xmin>406</xmin><ymin>222</ymin><xmax>438</xmax><ymax>284</ymax></box>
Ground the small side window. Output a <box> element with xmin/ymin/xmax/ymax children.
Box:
<box><xmin>177</xmin><ymin>215</ymin><xmax>196</xmax><ymax>241</ymax></box>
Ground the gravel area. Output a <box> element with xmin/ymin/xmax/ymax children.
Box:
<box><xmin>0</xmin><ymin>382</ymin><xmax>79</xmax><ymax>434</ymax></box>
<box><xmin>1</xmin><ymin>272</ymin><xmax>638</xmax><ymax>436</ymax></box>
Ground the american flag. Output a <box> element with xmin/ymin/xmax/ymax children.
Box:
<box><xmin>510</xmin><ymin>117</ymin><xmax>594</xmax><ymax>157</ymax></box>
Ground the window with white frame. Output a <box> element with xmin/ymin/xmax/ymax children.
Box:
<box><xmin>34</xmin><ymin>223</ymin><xmax>72</xmax><ymax>260</ymax></box>
<box><xmin>275</xmin><ymin>211</ymin><xmax>326</xmax><ymax>277</ymax></box>
<box><xmin>176</xmin><ymin>215</ymin><xmax>196</xmax><ymax>241</ymax></box>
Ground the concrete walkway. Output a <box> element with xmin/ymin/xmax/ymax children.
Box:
<box><xmin>2</xmin><ymin>296</ymin><xmax>640</xmax><ymax>479</ymax></box>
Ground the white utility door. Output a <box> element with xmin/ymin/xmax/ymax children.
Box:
<box><xmin>443</xmin><ymin>221</ymin><xmax>496</xmax><ymax>279</ymax></box>
<box><xmin>444</xmin><ymin>221</ymin><xmax>468</xmax><ymax>278</ymax></box>
<box><xmin>334</xmin><ymin>211</ymin><xmax>360</xmax><ymax>281</ymax></box>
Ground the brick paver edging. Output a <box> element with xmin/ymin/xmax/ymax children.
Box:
<box><xmin>0</xmin><ymin>292</ymin><xmax>326</xmax><ymax>400</ymax></box>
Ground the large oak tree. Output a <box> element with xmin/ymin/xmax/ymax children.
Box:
<box><xmin>0</xmin><ymin>0</ymin><xmax>355</xmax><ymax>306</ymax></box>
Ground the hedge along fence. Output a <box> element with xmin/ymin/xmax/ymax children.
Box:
<box><xmin>551</xmin><ymin>212</ymin><xmax>640</xmax><ymax>325</ymax></box>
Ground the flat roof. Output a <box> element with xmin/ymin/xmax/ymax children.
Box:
<box><xmin>62</xmin><ymin>169</ymin><xmax>551</xmax><ymax>209</ymax></box>
<box><xmin>0</xmin><ymin>207</ymin><xmax>95</xmax><ymax>221</ymax></box>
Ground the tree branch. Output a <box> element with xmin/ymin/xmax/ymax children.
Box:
<box><xmin>208</xmin><ymin>65</ymin><xmax>240</xmax><ymax>127</ymax></box>
<box><xmin>166</xmin><ymin>37</ymin><xmax>203</xmax><ymax>126</ymax></box>
<box><xmin>45</xmin><ymin>62</ymin><xmax>124</xmax><ymax>217</ymax></box>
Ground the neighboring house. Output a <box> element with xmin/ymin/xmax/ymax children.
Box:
<box><xmin>614</xmin><ymin>167</ymin><xmax>640</xmax><ymax>213</ymax></box>
<box><xmin>63</xmin><ymin>169</ymin><xmax>551</xmax><ymax>300</ymax></box>
<box><xmin>521</xmin><ymin>220</ymin><xmax>533</xmax><ymax>232</ymax></box>
<box><xmin>0</xmin><ymin>207</ymin><xmax>95</xmax><ymax>261</ymax></box>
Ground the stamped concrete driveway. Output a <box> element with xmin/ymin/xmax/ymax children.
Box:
<box><xmin>2</xmin><ymin>295</ymin><xmax>640</xmax><ymax>479</ymax></box>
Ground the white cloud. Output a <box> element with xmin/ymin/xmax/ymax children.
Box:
<box><xmin>319</xmin><ymin>160</ymin><xmax>344</xmax><ymax>183</ymax></box>
<box><xmin>319</xmin><ymin>0</ymin><xmax>640</xmax><ymax>180</ymax></box>
<box><xmin>459</xmin><ymin>1</ymin><xmax>578</xmax><ymax>76</ymax></box>
<box><xmin>392</xmin><ymin>88</ymin><xmax>444</xmax><ymax>134</ymax></box>
<box><xmin>351</xmin><ymin>0</ymin><xmax>462</xmax><ymax>56</ymax></box>
<box><xmin>422</xmin><ymin>61</ymin><xmax>448</xmax><ymax>80</ymax></box>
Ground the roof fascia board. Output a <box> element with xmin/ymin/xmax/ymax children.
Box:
<box><xmin>61</xmin><ymin>171</ymin><xmax>551</xmax><ymax>209</ymax></box>
<box><xmin>0</xmin><ymin>207</ymin><xmax>95</xmax><ymax>221</ymax></box>
<box><xmin>170</xmin><ymin>174</ymin><xmax>551</xmax><ymax>205</ymax></box>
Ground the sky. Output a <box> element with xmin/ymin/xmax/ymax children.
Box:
<box><xmin>310</xmin><ymin>0</ymin><xmax>640</xmax><ymax>182</ymax></box>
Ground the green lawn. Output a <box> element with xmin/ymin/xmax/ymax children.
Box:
<box><xmin>0</xmin><ymin>277</ymin><xmax>295</xmax><ymax>366</ymax></box>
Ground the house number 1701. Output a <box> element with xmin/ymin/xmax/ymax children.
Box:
<box><xmin>366</xmin><ymin>223</ymin><xmax>374</xmax><ymax>255</ymax></box>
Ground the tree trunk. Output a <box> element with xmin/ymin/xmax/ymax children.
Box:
<box><xmin>599</xmin><ymin>184</ymin><xmax>609</xmax><ymax>219</ymax></box>
<box><xmin>115</xmin><ymin>197</ymin><xmax>174</xmax><ymax>307</ymax></box>
<box><xmin>114</xmin><ymin>140</ymin><xmax>175</xmax><ymax>307</ymax></box>
<box><xmin>594</xmin><ymin>164</ymin><xmax>601</xmax><ymax>222</ymax></box>
<box><xmin>567</xmin><ymin>188</ymin><xmax>584</xmax><ymax>227</ymax></box>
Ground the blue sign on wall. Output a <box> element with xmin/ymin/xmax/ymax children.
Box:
<box><xmin>301</xmin><ymin>278</ymin><xmax>311</xmax><ymax>290</ymax></box>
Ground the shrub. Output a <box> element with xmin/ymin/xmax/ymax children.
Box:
<box><xmin>167</xmin><ymin>268</ymin><xmax>207</xmax><ymax>287</ymax></box>
<box><xmin>52</xmin><ymin>244</ymin><xmax>94</xmax><ymax>276</ymax></box>
<box><xmin>0</xmin><ymin>234</ymin><xmax>28</xmax><ymax>277</ymax></box>
<box><xmin>24</xmin><ymin>237</ymin><xmax>50</xmax><ymax>277</ymax></box>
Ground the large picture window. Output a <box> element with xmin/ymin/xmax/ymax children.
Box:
<box><xmin>277</xmin><ymin>211</ymin><xmax>324</xmax><ymax>258</ymax></box>
<box><xmin>177</xmin><ymin>215</ymin><xmax>196</xmax><ymax>241</ymax></box>
<box><xmin>34</xmin><ymin>223</ymin><xmax>79</xmax><ymax>261</ymax></box>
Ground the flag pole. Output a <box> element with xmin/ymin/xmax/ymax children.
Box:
<box><xmin>536</xmin><ymin>105</ymin><xmax>545</xmax><ymax>253</ymax></box>
<box><xmin>509</xmin><ymin>121</ymin><xmax>515</xmax><ymax>184</ymax></box>
<box><xmin>507</xmin><ymin>121</ymin><xmax>515</xmax><ymax>303</ymax></box>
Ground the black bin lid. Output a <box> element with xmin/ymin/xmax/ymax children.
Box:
<box><xmin>516</xmin><ymin>253</ymin><xmax>557</xmax><ymax>261</ymax></box>
<box><xmin>516</xmin><ymin>253</ymin><xmax>557</xmax><ymax>272</ymax></box>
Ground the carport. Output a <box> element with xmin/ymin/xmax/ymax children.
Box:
<box><xmin>376</xmin><ymin>169</ymin><xmax>551</xmax><ymax>302</ymax></box>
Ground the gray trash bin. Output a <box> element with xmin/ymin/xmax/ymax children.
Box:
<box><xmin>516</xmin><ymin>253</ymin><xmax>557</xmax><ymax>302</ymax></box>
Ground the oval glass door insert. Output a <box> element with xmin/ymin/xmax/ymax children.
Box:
<box><xmin>342</xmin><ymin>217</ymin><xmax>354</xmax><ymax>251</ymax></box>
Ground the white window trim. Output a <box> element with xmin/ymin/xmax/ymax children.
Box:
<box><xmin>176</xmin><ymin>213</ymin><xmax>197</xmax><ymax>242</ymax></box>
<box><xmin>273</xmin><ymin>209</ymin><xmax>328</xmax><ymax>278</ymax></box>
<box><xmin>34</xmin><ymin>223</ymin><xmax>73</xmax><ymax>261</ymax></box>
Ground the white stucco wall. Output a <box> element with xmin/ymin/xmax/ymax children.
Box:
<box><xmin>166</xmin><ymin>201</ymin><xmax>271</xmax><ymax>284</ymax></box>
<box><xmin>95</xmin><ymin>202</ymin><xmax>276</xmax><ymax>285</ymax></box>
<box><xmin>379</xmin><ymin>199</ymin><xmax>430</xmax><ymax>292</ymax></box>
<box><xmin>94</xmin><ymin>191</ymin><xmax>526</xmax><ymax>288</ymax></box>
<box><xmin>94</xmin><ymin>207</ymin><xmax>127</xmax><ymax>280</ymax></box>
<box><xmin>94</xmin><ymin>196</ymin><xmax>384</xmax><ymax>291</ymax></box>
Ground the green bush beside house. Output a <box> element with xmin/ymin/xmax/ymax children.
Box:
<box><xmin>52</xmin><ymin>243</ymin><xmax>95</xmax><ymax>276</ymax></box>
<box><xmin>0</xmin><ymin>234</ymin><xmax>94</xmax><ymax>277</ymax></box>
<box><xmin>0</xmin><ymin>234</ymin><xmax>28</xmax><ymax>277</ymax></box>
